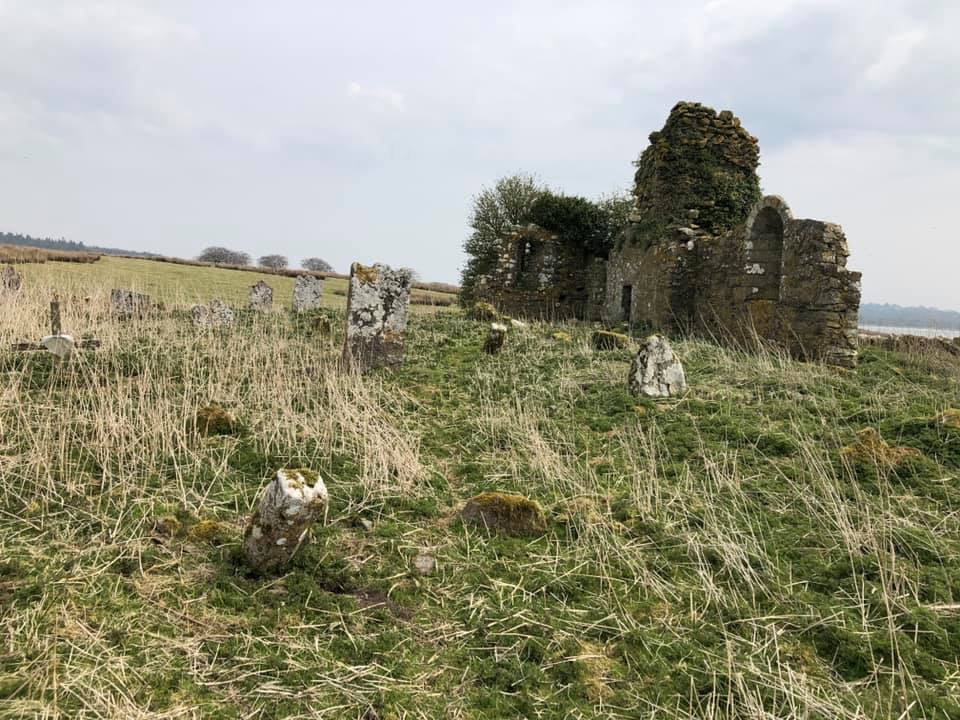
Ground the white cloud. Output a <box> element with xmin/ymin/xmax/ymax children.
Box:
<box><xmin>863</xmin><ymin>27</ymin><xmax>928</xmax><ymax>88</ymax></box>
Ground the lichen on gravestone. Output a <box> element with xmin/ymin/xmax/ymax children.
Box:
<box><xmin>292</xmin><ymin>275</ymin><xmax>324</xmax><ymax>312</ymax></box>
<box><xmin>243</xmin><ymin>468</ymin><xmax>329</xmax><ymax>574</ymax></box>
<box><xmin>110</xmin><ymin>288</ymin><xmax>152</xmax><ymax>319</ymax></box>
<box><xmin>342</xmin><ymin>261</ymin><xmax>412</xmax><ymax>371</ymax></box>
<box><xmin>248</xmin><ymin>281</ymin><xmax>274</xmax><ymax>311</ymax></box>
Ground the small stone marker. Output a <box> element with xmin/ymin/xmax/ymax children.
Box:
<box><xmin>413</xmin><ymin>553</ymin><xmax>436</xmax><ymax>576</ymax></box>
<box><xmin>192</xmin><ymin>299</ymin><xmax>235</xmax><ymax>327</ymax></box>
<box><xmin>342</xmin><ymin>262</ymin><xmax>412</xmax><ymax>371</ymax></box>
<box><xmin>628</xmin><ymin>335</ymin><xmax>687</xmax><ymax>398</ymax></box>
<box><xmin>110</xmin><ymin>289</ymin><xmax>152</xmax><ymax>319</ymax></box>
<box><xmin>249</xmin><ymin>280</ymin><xmax>273</xmax><ymax>311</ymax></box>
<box><xmin>243</xmin><ymin>469</ymin><xmax>329</xmax><ymax>574</ymax></box>
<box><xmin>1</xmin><ymin>265</ymin><xmax>22</xmax><ymax>294</ymax></box>
<box><xmin>483</xmin><ymin>322</ymin><xmax>507</xmax><ymax>355</ymax></box>
<box><xmin>11</xmin><ymin>296</ymin><xmax>99</xmax><ymax>354</ymax></box>
<box><xmin>292</xmin><ymin>275</ymin><xmax>324</xmax><ymax>312</ymax></box>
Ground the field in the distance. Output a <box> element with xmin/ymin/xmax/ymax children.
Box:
<box><xmin>2</xmin><ymin>261</ymin><xmax>959</xmax><ymax>719</ymax></box>
<box><xmin>14</xmin><ymin>256</ymin><xmax>455</xmax><ymax>310</ymax></box>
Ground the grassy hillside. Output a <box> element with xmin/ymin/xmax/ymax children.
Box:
<box><xmin>1</xmin><ymin>271</ymin><xmax>959</xmax><ymax>718</ymax></box>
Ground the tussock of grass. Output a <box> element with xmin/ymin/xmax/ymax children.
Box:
<box><xmin>2</xmin><ymin>276</ymin><xmax>959</xmax><ymax>718</ymax></box>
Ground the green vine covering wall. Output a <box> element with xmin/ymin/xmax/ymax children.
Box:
<box><xmin>626</xmin><ymin>101</ymin><xmax>762</xmax><ymax>247</ymax></box>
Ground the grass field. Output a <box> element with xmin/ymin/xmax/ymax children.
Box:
<box><xmin>13</xmin><ymin>256</ymin><xmax>454</xmax><ymax>310</ymax></box>
<box><xmin>1</xmin><ymin>264</ymin><xmax>959</xmax><ymax>719</ymax></box>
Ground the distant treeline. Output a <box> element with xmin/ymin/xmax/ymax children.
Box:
<box><xmin>861</xmin><ymin>303</ymin><xmax>960</xmax><ymax>330</ymax></box>
<box><xmin>0</xmin><ymin>231</ymin><xmax>159</xmax><ymax>259</ymax></box>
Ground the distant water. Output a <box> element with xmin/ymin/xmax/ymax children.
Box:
<box><xmin>861</xmin><ymin>325</ymin><xmax>960</xmax><ymax>339</ymax></box>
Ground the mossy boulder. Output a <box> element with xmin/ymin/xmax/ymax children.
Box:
<box><xmin>188</xmin><ymin>519</ymin><xmax>228</xmax><ymax>543</ymax></box>
<box><xmin>195</xmin><ymin>404</ymin><xmax>237</xmax><ymax>436</ymax></box>
<box><xmin>591</xmin><ymin>330</ymin><xmax>630</xmax><ymax>351</ymax></box>
<box><xmin>469</xmin><ymin>301</ymin><xmax>501</xmax><ymax>322</ymax></box>
<box><xmin>841</xmin><ymin>428</ymin><xmax>921</xmax><ymax>467</ymax></box>
<box><xmin>459</xmin><ymin>492</ymin><xmax>546</xmax><ymax>536</ymax></box>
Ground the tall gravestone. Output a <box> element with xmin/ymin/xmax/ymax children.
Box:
<box><xmin>342</xmin><ymin>262</ymin><xmax>412</xmax><ymax>371</ymax></box>
<box><xmin>292</xmin><ymin>275</ymin><xmax>324</xmax><ymax>312</ymax></box>
<box><xmin>1</xmin><ymin>265</ymin><xmax>22</xmax><ymax>294</ymax></box>
<box><xmin>249</xmin><ymin>281</ymin><xmax>273</xmax><ymax>311</ymax></box>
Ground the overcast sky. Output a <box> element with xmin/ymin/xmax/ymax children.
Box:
<box><xmin>0</xmin><ymin>1</ymin><xmax>957</xmax><ymax>309</ymax></box>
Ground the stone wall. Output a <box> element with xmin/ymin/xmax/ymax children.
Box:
<box><xmin>475</xmin><ymin>224</ymin><xmax>601</xmax><ymax>321</ymax></box>
<box><xmin>604</xmin><ymin>195</ymin><xmax>861</xmax><ymax>366</ymax></box>
<box><xmin>603</xmin><ymin>102</ymin><xmax>861</xmax><ymax>367</ymax></box>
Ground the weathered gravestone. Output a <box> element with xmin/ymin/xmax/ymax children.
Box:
<box><xmin>342</xmin><ymin>262</ymin><xmax>412</xmax><ymax>371</ymax></box>
<box><xmin>111</xmin><ymin>289</ymin><xmax>152</xmax><ymax>319</ymax></box>
<box><xmin>249</xmin><ymin>281</ymin><xmax>273</xmax><ymax>311</ymax></box>
<box><xmin>628</xmin><ymin>335</ymin><xmax>687</xmax><ymax>398</ymax></box>
<box><xmin>483</xmin><ymin>322</ymin><xmax>507</xmax><ymax>355</ymax></box>
<box><xmin>243</xmin><ymin>469</ymin><xmax>328</xmax><ymax>574</ymax></box>
<box><xmin>1</xmin><ymin>265</ymin><xmax>22</xmax><ymax>294</ymax></box>
<box><xmin>292</xmin><ymin>275</ymin><xmax>324</xmax><ymax>312</ymax></box>
<box><xmin>191</xmin><ymin>298</ymin><xmax>235</xmax><ymax>328</ymax></box>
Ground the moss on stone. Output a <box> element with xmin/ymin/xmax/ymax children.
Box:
<box><xmin>188</xmin><ymin>519</ymin><xmax>227</xmax><ymax>543</ymax></box>
<box><xmin>283</xmin><ymin>467</ymin><xmax>322</xmax><ymax>487</ymax></box>
<box><xmin>195</xmin><ymin>404</ymin><xmax>237</xmax><ymax>436</ymax></box>
<box><xmin>591</xmin><ymin>330</ymin><xmax>630</xmax><ymax>351</ymax></box>
<box><xmin>353</xmin><ymin>262</ymin><xmax>380</xmax><ymax>285</ymax></box>
<box><xmin>469</xmin><ymin>301</ymin><xmax>501</xmax><ymax>322</ymax></box>
<box><xmin>841</xmin><ymin>428</ymin><xmax>922</xmax><ymax>467</ymax></box>
<box><xmin>460</xmin><ymin>491</ymin><xmax>546</xmax><ymax>536</ymax></box>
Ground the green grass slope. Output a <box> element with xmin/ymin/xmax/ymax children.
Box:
<box><xmin>1</xmin><ymin>280</ymin><xmax>959</xmax><ymax>718</ymax></box>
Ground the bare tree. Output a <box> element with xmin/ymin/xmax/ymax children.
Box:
<box><xmin>258</xmin><ymin>254</ymin><xmax>289</xmax><ymax>270</ymax></box>
<box><xmin>198</xmin><ymin>246</ymin><xmax>251</xmax><ymax>266</ymax></box>
<box><xmin>302</xmin><ymin>257</ymin><xmax>334</xmax><ymax>273</ymax></box>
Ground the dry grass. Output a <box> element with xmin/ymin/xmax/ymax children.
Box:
<box><xmin>1</xmin><ymin>275</ymin><xmax>959</xmax><ymax>718</ymax></box>
<box><xmin>0</xmin><ymin>245</ymin><xmax>100</xmax><ymax>264</ymax></box>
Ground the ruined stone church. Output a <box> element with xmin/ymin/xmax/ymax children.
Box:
<box><xmin>475</xmin><ymin>101</ymin><xmax>862</xmax><ymax>366</ymax></box>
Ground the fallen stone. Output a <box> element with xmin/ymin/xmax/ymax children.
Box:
<box><xmin>509</xmin><ymin>318</ymin><xmax>526</xmax><ymax>329</ymax></box>
<box><xmin>243</xmin><ymin>469</ymin><xmax>329</xmax><ymax>574</ymax></box>
<box><xmin>483</xmin><ymin>322</ymin><xmax>507</xmax><ymax>355</ymax></box>
<box><xmin>551</xmin><ymin>330</ymin><xmax>572</xmax><ymax>342</ymax></box>
<box><xmin>357</xmin><ymin>518</ymin><xmax>374</xmax><ymax>532</ymax></box>
<box><xmin>249</xmin><ymin>281</ymin><xmax>273</xmax><ymax>311</ymax></box>
<box><xmin>292</xmin><ymin>275</ymin><xmax>324</xmax><ymax>312</ymax></box>
<box><xmin>628</xmin><ymin>335</ymin><xmax>687</xmax><ymax>397</ymax></box>
<box><xmin>342</xmin><ymin>262</ymin><xmax>412</xmax><ymax>371</ymax></box>
<box><xmin>1</xmin><ymin>265</ymin><xmax>22</xmax><ymax>294</ymax></box>
<box><xmin>459</xmin><ymin>492</ymin><xmax>546</xmax><ymax>536</ymax></box>
<box><xmin>592</xmin><ymin>330</ymin><xmax>630</xmax><ymax>351</ymax></box>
